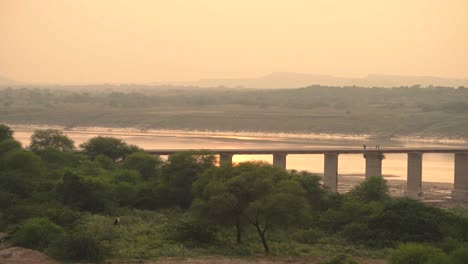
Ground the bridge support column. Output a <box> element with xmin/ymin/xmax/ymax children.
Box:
<box><xmin>406</xmin><ymin>153</ymin><xmax>423</xmax><ymax>199</ymax></box>
<box><xmin>324</xmin><ymin>153</ymin><xmax>339</xmax><ymax>192</ymax></box>
<box><xmin>365</xmin><ymin>152</ymin><xmax>382</xmax><ymax>178</ymax></box>
<box><xmin>273</xmin><ymin>153</ymin><xmax>287</xmax><ymax>169</ymax></box>
<box><xmin>452</xmin><ymin>153</ymin><xmax>468</xmax><ymax>201</ymax></box>
<box><xmin>219</xmin><ymin>154</ymin><xmax>233</xmax><ymax>167</ymax></box>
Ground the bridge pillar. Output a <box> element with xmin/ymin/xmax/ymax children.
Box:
<box><xmin>219</xmin><ymin>154</ymin><xmax>233</xmax><ymax>167</ymax></box>
<box><xmin>324</xmin><ymin>153</ymin><xmax>339</xmax><ymax>192</ymax></box>
<box><xmin>406</xmin><ymin>152</ymin><xmax>424</xmax><ymax>199</ymax></box>
<box><xmin>452</xmin><ymin>153</ymin><xmax>468</xmax><ymax>201</ymax></box>
<box><xmin>273</xmin><ymin>153</ymin><xmax>287</xmax><ymax>169</ymax></box>
<box><xmin>365</xmin><ymin>152</ymin><xmax>382</xmax><ymax>178</ymax></box>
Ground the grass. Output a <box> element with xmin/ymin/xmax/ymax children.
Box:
<box><xmin>70</xmin><ymin>209</ymin><xmax>387</xmax><ymax>261</ymax></box>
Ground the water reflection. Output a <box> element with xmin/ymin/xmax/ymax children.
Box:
<box><xmin>12</xmin><ymin>127</ymin><xmax>461</xmax><ymax>183</ymax></box>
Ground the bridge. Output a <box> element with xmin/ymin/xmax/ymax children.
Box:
<box><xmin>146</xmin><ymin>148</ymin><xmax>468</xmax><ymax>201</ymax></box>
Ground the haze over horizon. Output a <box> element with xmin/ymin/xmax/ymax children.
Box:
<box><xmin>1</xmin><ymin>0</ymin><xmax>467</xmax><ymax>84</ymax></box>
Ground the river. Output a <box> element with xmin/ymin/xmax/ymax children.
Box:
<box><xmin>10</xmin><ymin>125</ymin><xmax>468</xmax><ymax>184</ymax></box>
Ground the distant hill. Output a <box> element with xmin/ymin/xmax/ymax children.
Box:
<box><xmin>175</xmin><ymin>72</ymin><xmax>468</xmax><ymax>89</ymax></box>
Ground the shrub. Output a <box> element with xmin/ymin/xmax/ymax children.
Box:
<box><xmin>341</xmin><ymin>222</ymin><xmax>374</xmax><ymax>245</ymax></box>
<box><xmin>167</xmin><ymin>215</ymin><xmax>218</xmax><ymax>246</ymax></box>
<box><xmin>389</xmin><ymin>243</ymin><xmax>448</xmax><ymax>264</ymax></box>
<box><xmin>12</xmin><ymin>217</ymin><xmax>64</xmax><ymax>250</ymax></box>
<box><xmin>448</xmin><ymin>247</ymin><xmax>468</xmax><ymax>264</ymax></box>
<box><xmin>49</xmin><ymin>231</ymin><xmax>109</xmax><ymax>262</ymax></box>
<box><xmin>293</xmin><ymin>228</ymin><xmax>324</xmax><ymax>244</ymax></box>
<box><xmin>347</xmin><ymin>176</ymin><xmax>390</xmax><ymax>203</ymax></box>
<box><xmin>369</xmin><ymin>199</ymin><xmax>445</xmax><ymax>244</ymax></box>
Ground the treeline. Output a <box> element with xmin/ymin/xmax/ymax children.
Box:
<box><xmin>2</xmin><ymin>85</ymin><xmax>468</xmax><ymax>111</ymax></box>
<box><xmin>0</xmin><ymin>124</ymin><xmax>468</xmax><ymax>263</ymax></box>
<box><xmin>3</xmin><ymin>85</ymin><xmax>468</xmax><ymax>137</ymax></box>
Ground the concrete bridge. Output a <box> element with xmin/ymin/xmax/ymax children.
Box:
<box><xmin>146</xmin><ymin>148</ymin><xmax>468</xmax><ymax>201</ymax></box>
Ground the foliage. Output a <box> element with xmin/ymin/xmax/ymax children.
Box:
<box><xmin>166</xmin><ymin>215</ymin><xmax>219</xmax><ymax>246</ymax></box>
<box><xmin>49</xmin><ymin>230</ymin><xmax>109</xmax><ymax>262</ymax></box>
<box><xmin>321</xmin><ymin>254</ymin><xmax>358</xmax><ymax>264</ymax></box>
<box><xmin>347</xmin><ymin>176</ymin><xmax>390</xmax><ymax>203</ymax></box>
<box><xmin>0</xmin><ymin>124</ymin><xmax>13</xmax><ymax>141</ymax></box>
<box><xmin>122</xmin><ymin>151</ymin><xmax>162</xmax><ymax>179</ymax></box>
<box><xmin>12</xmin><ymin>217</ymin><xmax>64</xmax><ymax>250</ymax></box>
<box><xmin>0</xmin><ymin>139</ymin><xmax>22</xmax><ymax>156</ymax></box>
<box><xmin>29</xmin><ymin>129</ymin><xmax>75</xmax><ymax>152</ymax></box>
<box><xmin>80</xmin><ymin>136</ymin><xmax>141</xmax><ymax>161</ymax></box>
<box><xmin>1</xmin><ymin>126</ymin><xmax>468</xmax><ymax>262</ymax></box>
<box><xmin>448</xmin><ymin>247</ymin><xmax>468</xmax><ymax>264</ymax></box>
<box><xmin>192</xmin><ymin>161</ymin><xmax>311</xmax><ymax>253</ymax></box>
<box><xmin>57</xmin><ymin>171</ymin><xmax>114</xmax><ymax>213</ymax></box>
<box><xmin>389</xmin><ymin>243</ymin><xmax>448</xmax><ymax>264</ymax></box>
<box><xmin>161</xmin><ymin>150</ymin><xmax>216</xmax><ymax>209</ymax></box>
<box><xmin>293</xmin><ymin>228</ymin><xmax>324</xmax><ymax>244</ymax></box>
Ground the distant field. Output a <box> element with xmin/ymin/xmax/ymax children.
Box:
<box><xmin>2</xmin><ymin>85</ymin><xmax>468</xmax><ymax>138</ymax></box>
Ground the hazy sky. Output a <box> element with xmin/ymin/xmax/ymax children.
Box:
<box><xmin>1</xmin><ymin>0</ymin><xmax>467</xmax><ymax>83</ymax></box>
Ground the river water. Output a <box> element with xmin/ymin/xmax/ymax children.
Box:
<box><xmin>11</xmin><ymin>125</ymin><xmax>468</xmax><ymax>184</ymax></box>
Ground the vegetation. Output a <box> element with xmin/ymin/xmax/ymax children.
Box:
<box><xmin>0</xmin><ymin>124</ymin><xmax>467</xmax><ymax>263</ymax></box>
<box><xmin>3</xmin><ymin>85</ymin><xmax>468</xmax><ymax>137</ymax></box>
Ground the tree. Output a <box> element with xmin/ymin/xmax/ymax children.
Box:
<box><xmin>192</xmin><ymin>161</ymin><xmax>310</xmax><ymax>253</ymax></box>
<box><xmin>80</xmin><ymin>136</ymin><xmax>140</xmax><ymax>161</ymax></box>
<box><xmin>29</xmin><ymin>129</ymin><xmax>75</xmax><ymax>152</ymax></box>
<box><xmin>347</xmin><ymin>176</ymin><xmax>390</xmax><ymax>203</ymax></box>
<box><xmin>161</xmin><ymin>150</ymin><xmax>216</xmax><ymax>209</ymax></box>
<box><xmin>57</xmin><ymin>171</ymin><xmax>112</xmax><ymax>213</ymax></box>
<box><xmin>122</xmin><ymin>152</ymin><xmax>162</xmax><ymax>179</ymax></box>
<box><xmin>0</xmin><ymin>139</ymin><xmax>22</xmax><ymax>157</ymax></box>
<box><xmin>0</xmin><ymin>124</ymin><xmax>13</xmax><ymax>142</ymax></box>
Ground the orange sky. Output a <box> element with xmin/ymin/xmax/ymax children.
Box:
<box><xmin>0</xmin><ymin>0</ymin><xmax>467</xmax><ymax>83</ymax></box>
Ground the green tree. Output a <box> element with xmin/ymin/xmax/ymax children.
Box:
<box><xmin>192</xmin><ymin>161</ymin><xmax>310</xmax><ymax>253</ymax></box>
<box><xmin>57</xmin><ymin>171</ymin><xmax>113</xmax><ymax>213</ymax></box>
<box><xmin>347</xmin><ymin>176</ymin><xmax>390</xmax><ymax>203</ymax></box>
<box><xmin>80</xmin><ymin>136</ymin><xmax>141</xmax><ymax>161</ymax></box>
<box><xmin>0</xmin><ymin>124</ymin><xmax>13</xmax><ymax>141</ymax></box>
<box><xmin>122</xmin><ymin>152</ymin><xmax>162</xmax><ymax>179</ymax></box>
<box><xmin>0</xmin><ymin>139</ymin><xmax>22</xmax><ymax>157</ymax></box>
<box><xmin>29</xmin><ymin>129</ymin><xmax>75</xmax><ymax>152</ymax></box>
<box><xmin>161</xmin><ymin>150</ymin><xmax>216</xmax><ymax>209</ymax></box>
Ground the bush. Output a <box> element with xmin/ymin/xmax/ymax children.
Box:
<box><xmin>321</xmin><ymin>254</ymin><xmax>358</xmax><ymax>264</ymax></box>
<box><xmin>12</xmin><ymin>217</ymin><xmax>64</xmax><ymax>250</ymax></box>
<box><xmin>167</xmin><ymin>215</ymin><xmax>218</xmax><ymax>246</ymax></box>
<box><xmin>347</xmin><ymin>176</ymin><xmax>390</xmax><ymax>203</ymax></box>
<box><xmin>341</xmin><ymin>222</ymin><xmax>374</xmax><ymax>244</ymax></box>
<box><xmin>49</xmin><ymin>231</ymin><xmax>109</xmax><ymax>262</ymax></box>
<box><xmin>369</xmin><ymin>199</ymin><xmax>446</xmax><ymax>245</ymax></box>
<box><xmin>293</xmin><ymin>228</ymin><xmax>324</xmax><ymax>244</ymax></box>
<box><xmin>389</xmin><ymin>243</ymin><xmax>448</xmax><ymax>264</ymax></box>
<box><xmin>449</xmin><ymin>247</ymin><xmax>468</xmax><ymax>264</ymax></box>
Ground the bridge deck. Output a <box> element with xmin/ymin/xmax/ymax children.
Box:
<box><xmin>146</xmin><ymin>148</ymin><xmax>468</xmax><ymax>155</ymax></box>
